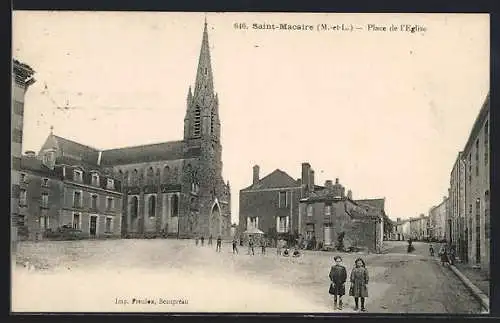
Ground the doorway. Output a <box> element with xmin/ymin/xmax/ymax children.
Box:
<box><xmin>90</xmin><ymin>215</ymin><xmax>97</xmax><ymax>237</ymax></box>
<box><xmin>210</xmin><ymin>204</ymin><xmax>221</xmax><ymax>237</ymax></box>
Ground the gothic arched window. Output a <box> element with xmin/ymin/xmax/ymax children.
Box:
<box><xmin>146</xmin><ymin>167</ymin><xmax>154</xmax><ymax>185</ymax></box>
<box><xmin>132</xmin><ymin>169</ymin><xmax>138</xmax><ymax>186</ymax></box>
<box><xmin>193</xmin><ymin>106</ymin><xmax>201</xmax><ymax>137</ymax></box>
<box><xmin>148</xmin><ymin>195</ymin><xmax>156</xmax><ymax>218</ymax></box>
<box><xmin>211</xmin><ymin>109</ymin><xmax>216</xmax><ymax>135</ymax></box>
<box><xmin>171</xmin><ymin>195</ymin><xmax>179</xmax><ymax>217</ymax></box>
<box><xmin>131</xmin><ymin>196</ymin><xmax>139</xmax><ymax>219</ymax></box>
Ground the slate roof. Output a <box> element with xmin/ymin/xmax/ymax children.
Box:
<box><xmin>241</xmin><ymin>169</ymin><xmax>300</xmax><ymax>191</ymax></box>
<box><xmin>355</xmin><ymin>198</ymin><xmax>385</xmax><ymax>211</ymax></box>
<box><xmin>100</xmin><ymin>140</ymin><xmax>185</xmax><ymax>166</ymax></box>
<box><xmin>20</xmin><ymin>156</ymin><xmax>63</xmax><ymax>179</ymax></box>
<box><xmin>40</xmin><ymin>134</ymin><xmax>100</xmax><ymax>166</ymax></box>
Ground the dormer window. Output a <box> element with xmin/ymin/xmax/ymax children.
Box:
<box><xmin>91</xmin><ymin>173</ymin><xmax>100</xmax><ymax>186</ymax></box>
<box><xmin>106</xmin><ymin>178</ymin><xmax>114</xmax><ymax>190</ymax></box>
<box><xmin>42</xmin><ymin>178</ymin><xmax>49</xmax><ymax>187</ymax></box>
<box><xmin>74</xmin><ymin>170</ymin><xmax>83</xmax><ymax>182</ymax></box>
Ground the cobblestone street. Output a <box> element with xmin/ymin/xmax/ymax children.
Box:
<box><xmin>12</xmin><ymin>239</ymin><xmax>483</xmax><ymax>313</ymax></box>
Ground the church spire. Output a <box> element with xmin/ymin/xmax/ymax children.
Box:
<box><xmin>193</xmin><ymin>18</ymin><xmax>214</xmax><ymax>99</ymax></box>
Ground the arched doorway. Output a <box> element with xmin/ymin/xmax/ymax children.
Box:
<box><xmin>210</xmin><ymin>203</ymin><xmax>221</xmax><ymax>237</ymax></box>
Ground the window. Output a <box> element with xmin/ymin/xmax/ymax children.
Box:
<box><xmin>19</xmin><ymin>189</ymin><xmax>27</xmax><ymax>205</ymax></box>
<box><xmin>91</xmin><ymin>194</ymin><xmax>98</xmax><ymax>210</ymax></box>
<box><xmin>74</xmin><ymin>170</ymin><xmax>83</xmax><ymax>182</ymax></box>
<box><xmin>163</xmin><ymin>166</ymin><xmax>171</xmax><ymax>183</ymax></box>
<box><xmin>325</xmin><ymin>204</ymin><xmax>331</xmax><ymax>216</ymax></box>
<box><xmin>106</xmin><ymin>197</ymin><xmax>113</xmax><ymax>211</ymax></box>
<box><xmin>193</xmin><ymin>107</ymin><xmax>201</xmax><ymax>137</ymax></box>
<box><xmin>171</xmin><ymin>195</ymin><xmax>179</xmax><ymax>217</ymax></box>
<box><xmin>20</xmin><ymin>173</ymin><xmax>26</xmax><ymax>183</ymax></box>
<box><xmin>132</xmin><ymin>169</ymin><xmax>138</xmax><ymax>186</ymax></box>
<box><xmin>475</xmin><ymin>198</ymin><xmax>481</xmax><ymax>263</ymax></box>
<box><xmin>42</xmin><ymin>178</ymin><xmax>49</xmax><ymax>187</ymax></box>
<box><xmin>277</xmin><ymin>216</ymin><xmax>287</xmax><ymax>233</ymax></box>
<box><xmin>204</xmin><ymin>67</ymin><xmax>207</xmax><ymax>75</ymax></box>
<box><xmin>73</xmin><ymin>191</ymin><xmax>82</xmax><ymax>208</ymax></box>
<box><xmin>105</xmin><ymin>217</ymin><xmax>112</xmax><ymax>233</ymax></box>
<box><xmin>107</xmin><ymin>178</ymin><xmax>114</xmax><ymax>190</ymax></box>
<box><xmin>41</xmin><ymin>192</ymin><xmax>49</xmax><ymax>208</ymax></box>
<box><xmin>211</xmin><ymin>109</ymin><xmax>216</xmax><ymax>135</ymax></box>
<box><xmin>131</xmin><ymin>196</ymin><xmax>139</xmax><ymax>219</ymax></box>
<box><xmin>147</xmin><ymin>167</ymin><xmax>155</xmax><ymax>185</ymax></box>
<box><xmin>468</xmin><ymin>153</ymin><xmax>472</xmax><ymax>183</ymax></box>
<box><xmin>485</xmin><ymin>190</ymin><xmax>490</xmax><ymax>240</ymax></box>
<box><xmin>40</xmin><ymin>216</ymin><xmax>49</xmax><ymax>230</ymax></box>
<box><xmin>475</xmin><ymin>139</ymin><xmax>479</xmax><ymax>176</ymax></box>
<box><xmin>148</xmin><ymin>195</ymin><xmax>156</xmax><ymax>218</ymax></box>
<box><xmin>73</xmin><ymin>213</ymin><xmax>81</xmax><ymax>230</ymax></box>
<box><xmin>91</xmin><ymin>173</ymin><xmax>99</xmax><ymax>186</ymax></box>
<box><xmin>279</xmin><ymin>191</ymin><xmax>287</xmax><ymax>208</ymax></box>
<box><xmin>307</xmin><ymin>205</ymin><xmax>313</xmax><ymax>217</ymax></box>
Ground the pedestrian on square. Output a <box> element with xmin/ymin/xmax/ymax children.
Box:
<box><xmin>216</xmin><ymin>236</ymin><xmax>222</xmax><ymax>252</ymax></box>
<box><xmin>276</xmin><ymin>239</ymin><xmax>281</xmax><ymax>256</ymax></box>
<box><xmin>209</xmin><ymin>235</ymin><xmax>213</xmax><ymax>246</ymax></box>
<box><xmin>349</xmin><ymin>258</ymin><xmax>369</xmax><ymax>312</ymax></box>
<box><xmin>429</xmin><ymin>244</ymin><xmax>434</xmax><ymax>256</ymax></box>
<box><xmin>261</xmin><ymin>239</ymin><xmax>266</xmax><ymax>255</ymax></box>
<box><xmin>249</xmin><ymin>238</ymin><xmax>255</xmax><ymax>255</ymax></box>
<box><xmin>201</xmin><ymin>236</ymin><xmax>205</xmax><ymax>246</ymax></box>
<box><xmin>329</xmin><ymin>256</ymin><xmax>347</xmax><ymax>310</ymax></box>
<box><xmin>232</xmin><ymin>238</ymin><xmax>239</xmax><ymax>254</ymax></box>
<box><xmin>195</xmin><ymin>236</ymin><xmax>199</xmax><ymax>246</ymax></box>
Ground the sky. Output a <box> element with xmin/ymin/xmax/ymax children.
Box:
<box><xmin>13</xmin><ymin>11</ymin><xmax>489</xmax><ymax>224</ymax></box>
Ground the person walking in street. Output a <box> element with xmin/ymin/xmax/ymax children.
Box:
<box><xmin>429</xmin><ymin>244</ymin><xmax>434</xmax><ymax>256</ymax></box>
<box><xmin>195</xmin><ymin>236</ymin><xmax>199</xmax><ymax>246</ymax></box>
<box><xmin>349</xmin><ymin>258</ymin><xmax>369</xmax><ymax>312</ymax></box>
<box><xmin>216</xmin><ymin>236</ymin><xmax>222</xmax><ymax>252</ymax></box>
<box><xmin>209</xmin><ymin>235</ymin><xmax>213</xmax><ymax>246</ymax></box>
<box><xmin>329</xmin><ymin>256</ymin><xmax>347</xmax><ymax>310</ymax></box>
<box><xmin>276</xmin><ymin>239</ymin><xmax>281</xmax><ymax>256</ymax></box>
<box><xmin>261</xmin><ymin>239</ymin><xmax>266</xmax><ymax>255</ymax></box>
<box><xmin>232</xmin><ymin>238</ymin><xmax>239</xmax><ymax>254</ymax></box>
<box><xmin>249</xmin><ymin>238</ymin><xmax>255</xmax><ymax>255</ymax></box>
<box><xmin>201</xmin><ymin>236</ymin><xmax>205</xmax><ymax>246</ymax></box>
<box><xmin>439</xmin><ymin>245</ymin><xmax>449</xmax><ymax>266</ymax></box>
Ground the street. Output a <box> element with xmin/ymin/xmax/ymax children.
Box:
<box><xmin>12</xmin><ymin>239</ymin><xmax>483</xmax><ymax>313</ymax></box>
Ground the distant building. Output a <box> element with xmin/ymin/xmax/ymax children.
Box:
<box><xmin>409</xmin><ymin>214</ymin><xmax>429</xmax><ymax>241</ymax></box>
<box><xmin>11</xmin><ymin>59</ymin><xmax>36</xmax><ymax>246</ymax></box>
<box><xmin>298</xmin><ymin>179</ymin><xmax>384</xmax><ymax>252</ymax></box>
<box><xmin>429</xmin><ymin>197</ymin><xmax>448</xmax><ymax>241</ymax></box>
<box><xmin>393</xmin><ymin>217</ymin><xmax>410</xmax><ymax>241</ymax></box>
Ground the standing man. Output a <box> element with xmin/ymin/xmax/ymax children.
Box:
<box><xmin>216</xmin><ymin>236</ymin><xmax>222</xmax><ymax>252</ymax></box>
<box><xmin>209</xmin><ymin>235</ymin><xmax>213</xmax><ymax>246</ymax></box>
<box><xmin>201</xmin><ymin>236</ymin><xmax>205</xmax><ymax>246</ymax></box>
<box><xmin>232</xmin><ymin>238</ymin><xmax>239</xmax><ymax>254</ymax></box>
<box><xmin>249</xmin><ymin>238</ymin><xmax>255</xmax><ymax>256</ymax></box>
<box><xmin>261</xmin><ymin>238</ymin><xmax>266</xmax><ymax>255</ymax></box>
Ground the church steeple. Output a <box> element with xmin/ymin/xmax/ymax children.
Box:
<box><xmin>193</xmin><ymin>19</ymin><xmax>214</xmax><ymax>100</ymax></box>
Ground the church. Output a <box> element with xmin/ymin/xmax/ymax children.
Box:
<box><xmin>34</xmin><ymin>20</ymin><xmax>231</xmax><ymax>239</ymax></box>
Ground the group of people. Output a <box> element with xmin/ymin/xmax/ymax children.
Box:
<box><xmin>328</xmin><ymin>256</ymin><xmax>369</xmax><ymax>312</ymax></box>
<box><xmin>429</xmin><ymin>244</ymin><xmax>456</xmax><ymax>266</ymax></box>
<box><xmin>195</xmin><ymin>235</ymin><xmax>223</xmax><ymax>252</ymax></box>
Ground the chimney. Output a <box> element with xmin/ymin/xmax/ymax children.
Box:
<box><xmin>325</xmin><ymin>180</ymin><xmax>333</xmax><ymax>188</ymax></box>
<box><xmin>301</xmin><ymin>163</ymin><xmax>311</xmax><ymax>190</ymax></box>
<box><xmin>347</xmin><ymin>190</ymin><xmax>352</xmax><ymax>199</ymax></box>
<box><xmin>252</xmin><ymin>165</ymin><xmax>260</xmax><ymax>184</ymax></box>
<box><xmin>397</xmin><ymin>217</ymin><xmax>401</xmax><ymax>222</ymax></box>
<box><xmin>24</xmin><ymin>150</ymin><xmax>36</xmax><ymax>158</ymax></box>
<box><xmin>335</xmin><ymin>178</ymin><xmax>339</xmax><ymax>185</ymax></box>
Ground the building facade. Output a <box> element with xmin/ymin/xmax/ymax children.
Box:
<box><xmin>11</xmin><ymin>59</ymin><xmax>36</xmax><ymax>247</ymax></box>
<box><xmin>462</xmin><ymin>93</ymin><xmax>489</xmax><ymax>268</ymax></box>
<box><xmin>449</xmin><ymin>152</ymin><xmax>467</xmax><ymax>261</ymax></box>
<box><xmin>239</xmin><ymin>163</ymin><xmax>314</xmax><ymax>238</ymax></box>
<box><xmin>429</xmin><ymin>197</ymin><xmax>448</xmax><ymax>241</ymax></box>
<box><xmin>298</xmin><ymin>179</ymin><xmax>384</xmax><ymax>252</ymax></box>
<box><xmin>409</xmin><ymin>214</ymin><xmax>429</xmax><ymax>241</ymax></box>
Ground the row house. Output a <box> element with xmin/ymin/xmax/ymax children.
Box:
<box><xmin>409</xmin><ymin>214</ymin><xmax>430</xmax><ymax>241</ymax></box>
<box><xmin>448</xmin><ymin>152</ymin><xmax>467</xmax><ymax>261</ymax></box>
<box><xmin>428</xmin><ymin>197</ymin><xmax>448</xmax><ymax>241</ymax></box>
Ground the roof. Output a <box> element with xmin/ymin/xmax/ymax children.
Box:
<box><xmin>355</xmin><ymin>198</ymin><xmax>385</xmax><ymax>211</ymax></box>
<box><xmin>101</xmin><ymin>140</ymin><xmax>185</xmax><ymax>166</ymax></box>
<box><xmin>241</xmin><ymin>169</ymin><xmax>300</xmax><ymax>191</ymax></box>
<box><xmin>20</xmin><ymin>156</ymin><xmax>63</xmax><ymax>179</ymax></box>
<box><xmin>40</xmin><ymin>134</ymin><xmax>100</xmax><ymax>166</ymax></box>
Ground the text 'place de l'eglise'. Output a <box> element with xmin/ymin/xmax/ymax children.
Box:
<box><xmin>12</xmin><ymin>20</ymin><xmax>490</xmax><ymax>275</ymax></box>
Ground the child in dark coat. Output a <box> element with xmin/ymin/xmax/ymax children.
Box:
<box><xmin>329</xmin><ymin>256</ymin><xmax>347</xmax><ymax>310</ymax></box>
<box><xmin>349</xmin><ymin>258</ymin><xmax>369</xmax><ymax>312</ymax></box>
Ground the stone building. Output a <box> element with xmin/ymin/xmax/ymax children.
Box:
<box><xmin>98</xmin><ymin>21</ymin><xmax>231</xmax><ymax>239</ymax></box>
<box><xmin>462</xmin><ymin>93</ymin><xmax>489</xmax><ymax>268</ymax></box>
<box><xmin>449</xmin><ymin>152</ymin><xmax>467</xmax><ymax>261</ymax></box>
<box><xmin>409</xmin><ymin>214</ymin><xmax>429</xmax><ymax>241</ymax></box>
<box><xmin>428</xmin><ymin>197</ymin><xmax>448</xmax><ymax>241</ymax></box>
<box><xmin>393</xmin><ymin>217</ymin><xmax>409</xmax><ymax>241</ymax></box>
<box><xmin>11</xmin><ymin>59</ymin><xmax>35</xmax><ymax>247</ymax></box>
<box><xmin>21</xmin><ymin>133</ymin><xmax>124</xmax><ymax>239</ymax></box>
<box><xmin>239</xmin><ymin>162</ymin><xmax>319</xmax><ymax>239</ymax></box>
<box><xmin>298</xmin><ymin>178</ymin><xmax>384</xmax><ymax>252</ymax></box>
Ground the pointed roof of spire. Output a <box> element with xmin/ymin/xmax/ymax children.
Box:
<box><xmin>194</xmin><ymin>18</ymin><xmax>214</xmax><ymax>98</ymax></box>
